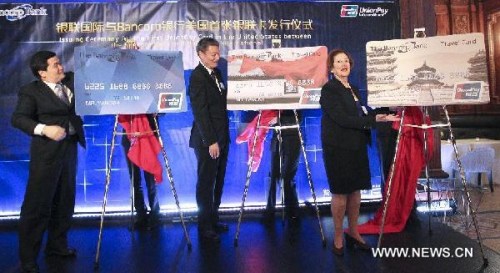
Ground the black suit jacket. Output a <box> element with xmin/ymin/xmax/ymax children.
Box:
<box><xmin>11</xmin><ymin>72</ymin><xmax>86</xmax><ymax>150</ymax></box>
<box><xmin>320</xmin><ymin>77</ymin><xmax>375</xmax><ymax>150</ymax></box>
<box><xmin>188</xmin><ymin>63</ymin><xmax>229</xmax><ymax>148</ymax></box>
<box><xmin>12</xmin><ymin>72</ymin><xmax>85</xmax><ymax>264</ymax></box>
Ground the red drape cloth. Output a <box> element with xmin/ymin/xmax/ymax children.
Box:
<box><xmin>118</xmin><ymin>114</ymin><xmax>163</xmax><ymax>183</ymax></box>
<box><xmin>238</xmin><ymin>47</ymin><xmax>328</xmax><ymax>88</ymax></box>
<box><xmin>236</xmin><ymin>110</ymin><xmax>278</xmax><ymax>172</ymax></box>
<box><xmin>358</xmin><ymin>106</ymin><xmax>433</xmax><ymax>234</ymax></box>
<box><xmin>234</xmin><ymin>47</ymin><xmax>327</xmax><ymax>170</ymax></box>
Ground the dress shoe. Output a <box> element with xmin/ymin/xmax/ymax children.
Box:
<box><xmin>260</xmin><ymin>211</ymin><xmax>275</xmax><ymax>226</ymax></box>
<box><xmin>45</xmin><ymin>247</ymin><xmax>77</xmax><ymax>257</ymax></box>
<box><xmin>21</xmin><ymin>262</ymin><xmax>39</xmax><ymax>273</ymax></box>
<box><xmin>332</xmin><ymin>245</ymin><xmax>344</xmax><ymax>256</ymax></box>
<box><xmin>148</xmin><ymin>215</ymin><xmax>161</xmax><ymax>230</ymax></box>
<box><xmin>287</xmin><ymin>207</ymin><xmax>300</xmax><ymax>219</ymax></box>
<box><xmin>344</xmin><ymin>233</ymin><xmax>370</xmax><ymax>251</ymax></box>
<box><xmin>199</xmin><ymin>229</ymin><xmax>221</xmax><ymax>243</ymax></box>
<box><xmin>288</xmin><ymin>216</ymin><xmax>301</xmax><ymax>227</ymax></box>
<box><xmin>134</xmin><ymin>217</ymin><xmax>148</xmax><ymax>229</ymax></box>
<box><xmin>332</xmin><ymin>241</ymin><xmax>344</xmax><ymax>256</ymax></box>
<box><xmin>213</xmin><ymin>222</ymin><xmax>229</xmax><ymax>233</ymax></box>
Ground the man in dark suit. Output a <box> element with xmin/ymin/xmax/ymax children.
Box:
<box><xmin>189</xmin><ymin>38</ymin><xmax>229</xmax><ymax>243</ymax></box>
<box><xmin>11</xmin><ymin>51</ymin><xmax>85</xmax><ymax>273</ymax></box>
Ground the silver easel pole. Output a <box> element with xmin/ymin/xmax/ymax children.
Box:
<box><xmin>127</xmin><ymin>115</ymin><xmax>136</xmax><ymax>231</ymax></box>
<box><xmin>94</xmin><ymin>115</ymin><xmax>120</xmax><ymax>269</ymax></box>
<box><xmin>276</xmin><ymin>111</ymin><xmax>286</xmax><ymax>225</ymax></box>
<box><xmin>377</xmin><ymin>108</ymin><xmax>406</xmax><ymax>248</ymax></box>
<box><xmin>442</xmin><ymin>106</ymin><xmax>488</xmax><ymax>267</ymax></box>
<box><xmin>421</xmin><ymin>106</ymin><xmax>433</xmax><ymax>235</ymax></box>
<box><xmin>234</xmin><ymin>111</ymin><xmax>263</xmax><ymax>246</ymax></box>
<box><xmin>412</xmin><ymin>28</ymin><xmax>435</xmax><ymax>235</ymax></box>
<box><xmin>152</xmin><ymin>116</ymin><xmax>192</xmax><ymax>250</ymax></box>
<box><xmin>129</xmin><ymin>165</ymin><xmax>135</xmax><ymax>230</ymax></box>
<box><xmin>293</xmin><ymin>110</ymin><xmax>326</xmax><ymax>247</ymax></box>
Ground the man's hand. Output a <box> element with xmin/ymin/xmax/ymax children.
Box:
<box><xmin>42</xmin><ymin>125</ymin><xmax>67</xmax><ymax>141</ymax></box>
<box><xmin>209</xmin><ymin>142</ymin><xmax>220</xmax><ymax>159</ymax></box>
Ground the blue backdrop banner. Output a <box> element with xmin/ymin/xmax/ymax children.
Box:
<box><xmin>0</xmin><ymin>0</ymin><xmax>399</xmax><ymax>215</ymax></box>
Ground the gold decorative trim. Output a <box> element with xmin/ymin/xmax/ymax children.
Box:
<box><xmin>487</xmin><ymin>12</ymin><xmax>499</xmax><ymax>102</ymax></box>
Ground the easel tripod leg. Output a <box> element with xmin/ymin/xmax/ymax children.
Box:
<box><xmin>154</xmin><ymin>117</ymin><xmax>192</xmax><ymax>250</ymax></box>
<box><xmin>276</xmin><ymin>111</ymin><xmax>286</xmax><ymax>226</ymax></box>
<box><xmin>128</xmin><ymin>139</ymin><xmax>136</xmax><ymax>231</ymax></box>
<box><xmin>377</xmin><ymin>108</ymin><xmax>406</xmax><ymax>248</ymax></box>
<box><xmin>442</xmin><ymin>106</ymin><xmax>488</xmax><ymax>267</ymax></box>
<box><xmin>234</xmin><ymin>111</ymin><xmax>262</xmax><ymax>246</ymax></box>
<box><xmin>94</xmin><ymin>115</ymin><xmax>119</xmax><ymax>269</ymax></box>
<box><xmin>293</xmin><ymin>110</ymin><xmax>326</xmax><ymax>247</ymax></box>
<box><xmin>421</xmin><ymin>106</ymin><xmax>433</xmax><ymax>235</ymax></box>
<box><xmin>160</xmin><ymin>146</ymin><xmax>192</xmax><ymax>250</ymax></box>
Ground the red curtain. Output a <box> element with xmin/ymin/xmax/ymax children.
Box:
<box><xmin>118</xmin><ymin>114</ymin><xmax>163</xmax><ymax>183</ymax></box>
<box><xmin>236</xmin><ymin>110</ymin><xmax>278</xmax><ymax>172</ymax></box>
<box><xmin>358</xmin><ymin>106</ymin><xmax>433</xmax><ymax>234</ymax></box>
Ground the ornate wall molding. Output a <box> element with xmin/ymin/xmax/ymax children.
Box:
<box><xmin>453</xmin><ymin>14</ymin><xmax>470</xmax><ymax>33</ymax></box>
<box><xmin>428</xmin><ymin>0</ymin><xmax>500</xmax><ymax>114</ymax></box>
<box><xmin>487</xmin><ymin>12</ymin><xmax>500</xmax><ymax>103</ymax></box>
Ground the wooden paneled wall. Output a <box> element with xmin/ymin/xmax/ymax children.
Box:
<box><xmin>400</xmin><ymin>0</ymin><xmax>500</xmax><ymax>115</ymax></box>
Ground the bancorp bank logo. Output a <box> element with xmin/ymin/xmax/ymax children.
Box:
<box><xmin>340</xmin><ymin>5</ymin><xmax>389</xmax><ymax>18</ymax></box>
<box><xmin>0</xmin><ymin>4</ymin><xmax>47</xmax><ymax>21</ymax></box>
<box><xmin>340</xmin><ymin>5</ymin><xmax>358</xmax><ymax>18</ymax></box>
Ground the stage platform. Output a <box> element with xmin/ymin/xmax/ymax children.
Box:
<box><xmin>0</xmin><ymin>206</ymin><xmax>499</xmax><ymax>273</ymax></box>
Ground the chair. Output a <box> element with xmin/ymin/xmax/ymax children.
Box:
<box><xmin>451</xmin><ymin>146</ymin><xmax>495</xmax><ymax>192</ymax></box>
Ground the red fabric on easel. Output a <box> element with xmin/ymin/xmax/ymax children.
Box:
<box><xmin>236</xmin><ymin>110</ymin><xmax>278</xmax><ymax>172</ymax></box>
<box><xmin>237</xmin><ymin>47</ymin><xmax>328</xmax><ymax>88</ymax></box>
<box><xmin>358</xmin><ymin>106</ymin><xmax>433</xmax><ymax>234</ymax></box>
<box><xmin>118</xmin><ymin>114</ymin><xmax>163</xmax><ymax>183</ymax></box>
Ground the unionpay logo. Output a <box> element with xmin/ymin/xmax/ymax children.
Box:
<box><xmin>340</xmin><ymin>5</ymin><xmax>358</xmax><ymax>18</ymax></box>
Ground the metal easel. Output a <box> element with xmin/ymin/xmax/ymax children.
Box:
<box><xmin>442</xmin><ymin>106</ymin><xmax>488</xmax><ymax>267</ymax></box>
<box><xmin>94</xmin><ymin>114</ymin><xmax>192</xmax><ymax>270</ymax></box>
<box><xmin>267</xmin><ymin>110</ymin><xmax>289</xmax><ymax>226</ymax></box>
<box><xmin>377</xmin><ymin>27</ymin><xmax>488</xmax><ymax>267</ymax></box>
<box><xmin>378</xmin><ymin>106</ymin><xmax>488</xmax><ymax>266</ymax></box>
<box><xmin>233</xmin><ymin>110</ymin><xmax>326</xmax><ymax>247</ymax></box>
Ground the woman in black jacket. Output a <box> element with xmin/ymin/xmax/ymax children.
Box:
<box><xmin>320</xmin><ymin>49</ymin><xmax>399</xmax><ymax>256</ymax></box>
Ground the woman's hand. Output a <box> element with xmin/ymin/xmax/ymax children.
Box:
<box><xmin>375</xmin><ymin>114</ymin><xmax>400</xmax><ymax>122</ymax></box>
